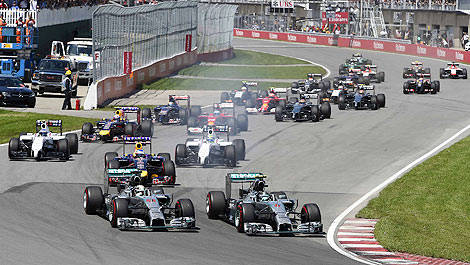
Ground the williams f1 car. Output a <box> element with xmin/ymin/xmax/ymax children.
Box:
<box><xmin>8</xmin><ymin>120</ymin><xmax>78</xmax><ymax>161</ymax></box>
<box><xmin>176</xmin><ymin>125</ymin><xmax>245</xmax><ymax>168</ymax></box>
<box><xmin>206</xmin><ymin>173</ymin><xmax>323</xmax><ymax>235</ymax></box>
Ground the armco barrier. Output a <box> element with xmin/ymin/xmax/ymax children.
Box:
<box><xmin>233</xmin><ymin>29</ymin><xmax>470</xmax><ymax>64</ymax></box>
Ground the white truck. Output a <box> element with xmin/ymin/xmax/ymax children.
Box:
<box><xmin>51</xmin><ymin>38</ymin><xmax>93</xmax><ymax>82</ymax></box>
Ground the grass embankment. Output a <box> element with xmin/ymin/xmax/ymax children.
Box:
<box><xmin>143</xmin><ymin>49</ymin><xmax>326</xmax><ymax>91</ymax></box>
<box><xmin>357</xmin><ymin>136</ymin><xmax>470</xmax><ymax>262</ymax></box>
<box><xmin>0</xmin><ymin>109</ymin><xmax>97</xmax><ymax>144</ymax></box>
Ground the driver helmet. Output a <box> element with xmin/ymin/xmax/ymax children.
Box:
<box><xmin>207</xmin><ymin>129</ymin><xmax>215</xmax><ymax>143</ymax></box>
<box><xmin>299</xmin><ymin>98</ymin><xmax>306</xmax><ymax>103</ymax></box>
<box><xmin>253</xmin><ymin>179</ymin><xmax>265</xmax><ymax>192</ymax></box>
<box><xmin>213</xmin><ymin>110</ymin><xmax>220</xmax><ymax>116</ymax></box>
<box><xmin>359</xmin><ymin>89</ymin><xmax>365</xmax><ymax>94</ymax></box>
<box><xmin>260</xmin><ymin>192</ymin><xmax>270</xmax><ymax>201</ymax></box>
<box><xmin>269</xmin><ymin>92</ymin><xmax>275</xmax><ymax>97</ymax></box>
<box><xmin>114</xmin><ymin>110</ymin><xmax>122</xmax><ymax>120</ymax></box>
<box><xmin>133</xmin><ymin>142</ymin><xmax>144</xmax><ymax>156</ymax></box>
<box><xmin>241</xmin><ymin>86</ymin><xmax>247</xmax><ymax>91</ymax></box>
<box><xmin>39</xmin><ymin>129</ymin><xmax>48</xmax><ymax>137</ymax></box>
<box><xmin>135</xmin><ymin>185</ymin><xmax>145</xmax><ymax>196</ymax></box>
<box><xmin>169</xmin><ymin>101</ymin><xmax>174</xmax><ymax>106</ymax></box>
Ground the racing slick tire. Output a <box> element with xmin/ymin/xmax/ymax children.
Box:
<box><xmin>187</xmin><ymin>116</ymin><xmax>198</xmax><ymax>128</ymax></box>
<box><xmin>246</xmin><ymin>97</ymin><xmax>256</xmax><ymax>108</ymax></box>
<box><xmin>301</xmin><ymin>203</ymin><xmax>321</xmax><ymax>223</ymax></box>
<box><xmin>140</xmin><ymin>120</ymin><xmax>153</xmax><ymax>137</ymax></box>
<box><xmin>237</xmin><ymin>114</ymin><xmax>248</xmax><ymax>132</ymax></box>
<box><xmin>8</xmin><ymin>137</ymin><xmax>19</xmax><ymax>159</ymax></box>
<box><xmin>105</xmin><ymin>152</ymin><xmax>118</xmax><ymax>167</ymax></box>
<box><xmin>227</xmin><ymin>118</ymin><xmax>238</xmax><ymax>136</ymax></box>
<box><xmin>232</xmin><ymin>139</ymin><xmax>246</xmax><ymax>161</ymax></box>
<box><xmin>435</xmin><ymin>80</ymin><xmax>441</xmax><ymax>92</ymax></box>
<box><xmin>338</xmin><ymin>95</ymin><xmax>346</xmax><ymax>110</ymax></box>
<box><xmin>370</xmin><ymin>95</ymin><xmax>379</xmax><ymax>110</ymax></box>
<box><xmin>83</xmin><ymin>186</ymin><xmax>104</xmax><ymax>215</ymax></box>
<box><xmin>65</xmin><ymin>133</ymin><xmax>79</xmax><ymax>154</ymax></box>
<box><xmin>402</xmin><ymin>68</ymin><xmax>408</xmax><ymax>78</ymax></box>
<box><xmin>440</xmin><ymin>68</ymin><xmax>445</xmax><ymax>79</ymax></box>
<box><xmin>175</xmin><ymin>199</ymin><xmax>195</xmax><ymax>218</ymax></box>
<box><xmin>142</xmin><ymin>108</ymin><xmax>152</xmax><ymax>119</ymax></box>
<box><xmin>274</xmin><ymin>105</ymin><xmax>284</xmax><ymax>122</ymax></box>
<box><xmin>206</xmin><ymin>191</ymin><xmax>226</xmax><ymax>219</ymax></box>
<box><xmin>125</xmin><ymin>123</ymin><xmax>136</xmax><ymax>137</ymax></box>
<box><xmin>57</xmin><ymin>138</ymin><xmax>69</xmax><ymax>160</ymax></box>
<box><xmin>377</xmin><ymin>94</ymin><xmax>386</xmax><ymax>108</ymax></box>
<box><xmin>175</xmin><ymin>144</ymin><xmax>186</xmax><ymax>165</ymax></box>
<box><xmin>110</xmin><ymin>198</ymin><xmax>128</xmax><ymax>228</ymax></box>
<box><xmin>236</xmin><ymin>203</ymin><xmax>255</xmax><ymax>233</ymax></box>
<box><xmin>463</xmin><ymin>69</ymin><xmax>468</xmax><ymax>79</ymax></box>
<box><xmin>220</xmin><ymin>92</ymin><xmax>230</xmax><ymax>102</ymax></box>
<box><xmin>378</xmin><ymin>72</ymin><xmax>385</xmax><ymax>83</ymax></box>
<box><xmin>224</xmin><ymin>145</ymin><xmax>237</xmax><ymax>167</ymax></box>
<box><xmin>320</xmin><ymin>102</ymin><xmax>331</xmax><ymax>119</ymax></box>
<box><xmin>271</xmin><ymin>191</ymin><xmax>288</xmax><ymax>200</ymax></box>
<box><xmin>278</xmin><ymin>99</ymin><xmax>286</xmax><ymax>109</ymax></box>
<box><xmin>190</xmin><ymin>106</ymin><xmax>202</xmax><ymax>117</ymax></box>
<box><xmin>311</xmin><ymin>105</ymin><xmax>320</xmax><ymax>122</ymax></box>
<box><xmin>403</xmin><ymin>82</ymin><xmax>409</xmax><ymax>94</ymax></box>
<box><xmin>162</xmin><ymin>159</ymin><xmax>176</xmax><ymax>183</ymax></box>
<box><xmin>179</xmin><ymin>108</ymin><xmax>188</xmax><ymax>125</ymax></box>
<box><xmin>81</xmin><ymin>122</ymin><xmax>94</xmax><ymax>135</ymax></box>
<box><xmin>157</xmin><ymin>152</ymin><xmax>171</xmax><ymax>162</ymax></box>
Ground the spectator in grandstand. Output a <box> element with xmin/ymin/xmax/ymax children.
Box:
<box><xmin>10</xmin><ymin>0</ymin><xmax>18</xmax><ymax>9</ymax></box>
<box><xmin>18</xmin><ymin>0</ymin><xmax>27</xmax><ymax>9</ymax></box>
<box><xmin>0</xmin><ymin>0</ymin><xmax>7</xmax><ymax>8</ymax></box>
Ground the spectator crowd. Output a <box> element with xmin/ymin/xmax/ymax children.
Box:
<box><xmin>0</xmin><ymin>0</ymin><xmax>110</xmax><ymax>10</ymax></box>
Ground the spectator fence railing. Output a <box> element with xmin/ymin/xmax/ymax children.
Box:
<box><xmin>0</xmin><ymin>9</ymin><xmax>37</xmax><ymax>26</ymax></box>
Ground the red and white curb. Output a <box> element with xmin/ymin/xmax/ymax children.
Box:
<box><xmin>337</xmin><ymin>219</ymin><xmax>470</xmax><ymax>265</ymax></box>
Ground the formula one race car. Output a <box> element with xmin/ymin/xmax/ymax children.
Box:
<box><xmin>81</xmin><ymin>107</ymin><xmax>153</xmax><ymax>142</ymax></box>
<box><xmin>338</xmin><ymin>85</ymin><xmax>386</xmax><ymax>110</ymax></box>
<box><xmin>440</xmin><ymin>62</ymin><xmax>467</xmax><ymax>79</ymax></box>
<box><xmin>8</xmin><ymin>120</ymin><xmax>78</xmax><ymax>161</ymax></box>
<box><xmin>403</xmin><ymin>74</ymin><xmax>440</xmax><ymax>94</ymax></box>
<box><xmin>175</xmin><ymin>125</ymin><xmax>245</xmax><ymax>167</ymax></box>
<box><xmin>103</xmin><ymin>137</ymin><xmax>176</xmax><ymax>192</ymax></box>
<box><xmin>339</xmin><ymin>53</ymin><xmax>372</xmax><ymax>74</ymax></box>
<box><xmin>246</xmin><ymin>87</ymin><xmax>287</xmax><ymax>114</ymax></box>
<box><xmin>356</xmin><ymin>65</ymin><xmax>385</xmax><ymax>83</ymax></box>
<box><xmin>187</xmin><ymin>102</ymin><xmax>248</xmax><ymax>135</ymax></box>
<box><xmin>221</xmin><ymin>81</ymin><xmax>261</xmax><ymax>106</ymax></box>
<box><xmin>403</xmin><ymin>61</ymin><xmax>430</xmax><ymax>78</ymax></box>
<box><xmin>275</xmin><ymin>94</ymin><xmax>330</xmax><ymax>122</ymax></box>
<box><xmin>142</xmin><ymin>95</ymin><xmax>198</xmax><ymax>125</ymax></box>
<box><xmin>206</xmin><ymin>173</ymin><xmax>323</xmax><ymax>235</ymax></box>
<box><xmin>329</xmin><ymin>81</ymin><xmax>356</xmax><ymax>104</ymax></box>
<box><xmin>83</xmin><ymin>182</ymin><xmax>197</xmax><ymax>231</ymax></box>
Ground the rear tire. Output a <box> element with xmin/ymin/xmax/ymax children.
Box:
<box><xmin>179</xmin><ymin>108</ymin><xmax>188</xmax><ymax>125</ymax></box>
<box><xmin>65</xmin><ymin>133</ymin><xmax>79</xmax><ymax>154</ymax></box>
<box><xmin>440</xmin><ymin>68</ymin><xmax>445</xmax><ymax>79</ymax></box>
<box><xmin>82</xmin><ymin>122</ymin><xmax>93</xmax><ymax>135</ymax></box>
<box><xmin>311</xmin><ymin>105</ymin><xmax>320</xmax><ymax>122</ymax></box>
<box><xmin>125</xmin><ymin>123</ymin><xmax>135</xmax><ymax>136</ymax></box>
<box><xmin>206</xmin><ymin>191</ymin><xmax>226</xmax><ymax>219</ymax></box>
<box><xmin>110</xmin><ymin>198</ymin><xmax>128</xmax><ymax>228</ymax></box>
<box><xmin>237</xmin><ymin>114</ymin><xmax>248</xmax><ymax>132</ymax></box>
<box><xmin>83</xmin><ymin>186</ymin><xmax>104</xmax><ymax>215</ymax></box>
<box><xmin>320</xmin><ymin>102</ymin><xmax>331</xmax><ymax>119</ymax></box>
<box><xmin>275</xmin><ymin>105</ymin><xmax>283</xmax><ymax>122</ymax></box>
<box><xmin>370</xmin><ymin>95</ymin><xmax>378</xmax><ymax>110</ymax></box>
<box><xmin>175</xmin><ymin>144</ymin><xmax>186</xmax><ymax>165</ymax></box>
<box><xmin>140</xmin><ymin>120</ymin><xmax>153</xmax><ymax>137</ymax></box>
<box><xmin>338</xmin><ymin>95</ymin><xmax>346</xmax><ymax>110</ymax></box>
<box><xmin>232</xmin><ymin>139</ymin><xmax>246</xmax><ymax>161</ymax></box>
<box><xmin>142</xmin><ymin>108</ymin><xmax>152</xmax><ymax>119</ymax></box>
<box><xmin>162</xmin><ymin>160</ymin><xmax>176</xmax><ymax>182</ymax></box>
<box><xmin>224</xmin><ymin>145</ymin><xmax>236</xmax><ymax>167</ymax></box>
<box><xmin>57</xmin><ymin>139</ymin><xmax>69</xmax><ymax>160</ymax></box>
<box><xmin>377</xmin><ymin>94</ymin><xmax>386</xmax><ymax>108</ymax></box>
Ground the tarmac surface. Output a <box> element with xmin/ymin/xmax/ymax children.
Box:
<box><xmin>1</xmin><ymin>37</ymin><xmax>470</xmax><ymax>265</ymax></box>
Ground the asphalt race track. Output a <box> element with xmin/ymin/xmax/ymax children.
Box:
<box><xmin>1</xmin><ymin>37</ymin><xmax>470</xmax><ymax>265</ymax></box>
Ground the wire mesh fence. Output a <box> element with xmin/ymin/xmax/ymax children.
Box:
<box><xmin>92</xmin><ymin>2</ymin><xmax>197</xmax><ymax>82</ymax></box>
<box><xmin>197</xmin><ymin>3</ymin><xmax>238</xmax><ymax>54</ymax></box>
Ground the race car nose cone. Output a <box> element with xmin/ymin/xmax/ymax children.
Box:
<box><xmin>99</xmin><ymin>130</ymin><xmax>110</xmax><ymax>136</ymax></box>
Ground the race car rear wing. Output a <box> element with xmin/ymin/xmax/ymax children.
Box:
<box><xmin>122</xmin><ymin>136</ymin><xmax>152</xmax><ymax>154</ymax></box>
<box><xmin>357</xmin><ymin>84</ymin><xmax>375</xmax><ymax>92</ymax></box>
<box><xmin>447</xmin><ymin>62</ymin><xmax>459</xmax><ymax>66</ymax></box>
<box><xmin>169</xmin><ymin>95</ymin><xmax>190</xmax><ymax>109</ymax></box>
<box><xmin>307</xmin><ymin>73</ymin><xmax>322</xmax><ymax>81</ymax></box>
<box><xmin>115</xmin><ymin>106</ymin><xmax>141</xmax><ymax>123</ymax></box>
<box><xmin>416</xmin><ymin>73</ymin><xmax>431</xmax><ymax>78</ymax></box>
<box><xmin>106</xmin><ymin>168</ymin><xmax>143</xmax><ymax>185</ymax></box>
<box><xmin>226</xmin><ymin>173</ymin><xmax>266</xmax><ymax>199</ymax></box>
<box><xmin>36</xmin><ymin>120</ymin><xmax>63</xmax><ymax>134</ymax></box>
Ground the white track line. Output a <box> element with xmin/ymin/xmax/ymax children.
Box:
<box><xmin>0</xmin><ymin>129</ymin><xmax>81</xmax><ymax>147</ymax></box>
<box><xmin>327</xmin><ymin>123</ymin><xmax>470</xmax><ymax>265</ymax></box>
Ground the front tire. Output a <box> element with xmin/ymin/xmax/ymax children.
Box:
<box><xmin>206</xmin><ymin>191</ymin><xmax>226</xmax><ymax>219</ymax></box>
<box><xmin>236</xmin><ymin>203</ymin><xmax>255</xmax><ymax>233</ymax></box>
<box><xmin>301</xmin><ymin>203</ymin><xmax>321</xmax><ymax>223</ymax></box>
<box><xmin>232</xmin><ymin>139</ymin><xmax>246</xmax><ymax>161</ymax></box>
<box><xmin>175</xmin><ymin>199</ymin><xmax>195</xmax><ymax>218</ymax></box>
<box><xmin>83</xmin><ymin>186</ymin><xmax>104</xmax><ymax>215</ymax></box>
<box><xmin>110</xmin><ymin>198</ymin><xmax>128</xmax><ymax>228</ymax></box>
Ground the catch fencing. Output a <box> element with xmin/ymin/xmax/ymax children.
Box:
<box><xmin>197</xmin><ymin>3</ymin><xmax>238</xmax><ymax>54</ymax></box>
<box><xmin>92</xmin><ymin>2</ymin><xmax>198</xmax><ymax>82</ymax></box>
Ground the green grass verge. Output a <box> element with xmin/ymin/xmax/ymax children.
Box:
<box><xmin>357</xmin><ymin>136</ymin><xmax>470</xmax><ymax>262</ymax></box>
<box><xmin>0</xmin><ymin>109</ymin><xmax>97</xmax><ymax>144</ymax></box>
<box><xmin>143</xmin><ymin>78</ymin><xmax>290</xmax><ymax>91</ymax></box>
<box><xmin>222</xmin><ymin>49</ymin><xmax>310</xmax><ymax>65</ymax></box>
<box><xmin>179</xmin><ymin>65</ymin><xmax>325</xmax><ymax>80</ymax></box>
